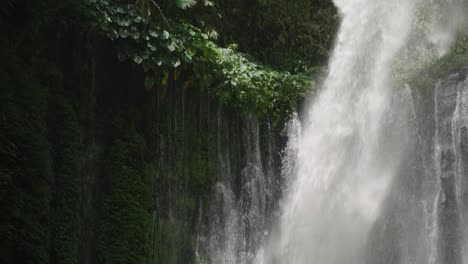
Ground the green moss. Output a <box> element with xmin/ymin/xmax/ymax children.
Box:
<box><xmin>405</xmin><ymin>51</ymin><xmax>468</xmax><ymax>94</ymax></box>
<box><xmin>0</xmin><ymin>50</ymin><xmax>52</xmax><ymax>264</ymax></box>
<box><xmin>97</xmin><ymin>128</ymin><xmax>154</xmax><ymax>264</ymax></box>
<box><xmin>154</xmin><ymin>193</ymin><xmax>197</xmax><ymax>264</ymax></box>
<box><xmin>49</xmin><ymin>96</ymin><xmax>82</xmax><ymax>264</ymax></box>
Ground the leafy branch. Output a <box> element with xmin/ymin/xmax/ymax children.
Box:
<box><xmin>84</xmin><ymin>0</ymin><xmax>314</xmax><ymax>119</ymax></box>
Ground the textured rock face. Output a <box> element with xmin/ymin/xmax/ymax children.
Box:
<box><xmin>435</xmin><ymin>72</ymin><xmax>465</xmax><ymax>264</ymax></box>
<box><xmin>366</xmin><ymin>67</ymin><xmax>468</xmax><ymax>264</ymax></box>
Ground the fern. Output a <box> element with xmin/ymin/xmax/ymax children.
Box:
<box><xmin>175</xmin><ymin>0</ymin><xmax>196</xmax><ymax>10</ymax></box>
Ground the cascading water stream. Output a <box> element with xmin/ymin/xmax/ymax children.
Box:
<box><xmin>258</xmin><ymin>0</ymin><xmax>420</xmax><ymax>263</ymax></box>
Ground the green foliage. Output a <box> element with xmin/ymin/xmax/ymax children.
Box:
<box><xmin>394</xmin><ymin>0</ymin><xmax>468</xmax><ymax>84</ymax></box>
<box><xmin>397</xmin><ymin>8</ymin><xmax>468</xmax><ymax>92</ymax></box>
<box><xmin>213</xmin><ymin>48</ymin><xmax>314</xmax><ymax>118</ymax></box>
<box><xmin>214</xmin><ymin>0</ymin><xmax>338</xmax><ymax>70</ymax></box>
<box><xmin>454</xmin><ymin>35</ymin><xmax>468</xmax><ymax>55</ymax></box>
<box><xmin>85</xmin><ymin>0</ymin><xmax>216</xmax><ymax>68</ymax></box>
<box><xmin>403</xmin><ymin>50</ymin><xmax>468</xmax><ymax>94</ymax></box>
<box><xmin>85</xmin><ymin>0</ymin><xmax>314</xmax><ymax>120</ymax></box>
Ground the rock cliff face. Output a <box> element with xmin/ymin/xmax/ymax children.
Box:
<box><xmin>434</xmin><ymin>69</ymin><xmax>468</xmax><ymax>264</ymax></box>
<box><xmin>0</xmin><ymin>28</ymin><xmax>287</xmax><ymax>263</ymax></box>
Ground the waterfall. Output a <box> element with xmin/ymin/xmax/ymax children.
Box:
<box><xmin>201</xmin><ymin>1</ymin><xmax>467</xmax><ymax>263</ymax></box>
<box><xmin>261</xmin><ymin>1</ymin><xmax>418</xmax><ymax>263</ymax></box>
<box><xmin>255</xmin><ymin>0</ymin><xmax>465</xmax><ymax>263</ymax></box>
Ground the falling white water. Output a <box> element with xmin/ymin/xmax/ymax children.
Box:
<box><xmin>205</xmin><ymin>111</ymin><xmax>276</xmax><ymax>264</ymax></box>
<box><xmin>258</xmin><ymin>0</ymin><xmax>419</xmax><ymax>263</ymax></box>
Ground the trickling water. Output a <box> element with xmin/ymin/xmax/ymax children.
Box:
<box><xmin>434</xmin><ymin>72</ymin><xmax>468</xmax><ymax>263</ymax></box>
<box><xmin>360</xmin><ymin>69</ymin><xmax>468</xmax><ymax>264</ymax></box>
<box><xmin>280</xmin><ymin>112</ymin><xmax>301</xmax><ymax>189</ymax></box>
<box><xmin>203</xmin><ymin>111</ymin><xmax>278</xmax><ymax>264</ymax></box>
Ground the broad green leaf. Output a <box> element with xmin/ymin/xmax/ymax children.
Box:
<box><xmin>149</xmin><ymin>30</ymin><xmax>159</xmax><ymax>38</ymax></box>
<box><xmin>162</xmin><ymin>30</ymin><xmax>170</xmax><ymax>39</ymax></box>
<box><xmin>116</xmin><ymin>18</ymin><xmax>131</xmax><ymax>27</ymax></box>
<box><xmin>167</xmin><ymin>43</ymin><xmax>176</xmax><ymax>52</ymax></box>
<box><xmin>133</xmin><ymin>56</ymin><xmax>143</xmax><ymax>64</ymax></box>
<box><xmin>173</xmin><ymin>60</ymin><xmax>181</xmax><ymax>68</ymax></box>
<box><xmin>176</xmin><ymin>0</ymin><xmax>197</xmax><ymax>10</ymax></box>
<box><xmin>131</xmin><ymin>31</ymin><xmax>140</xmax><ymax>39</ymax></box>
